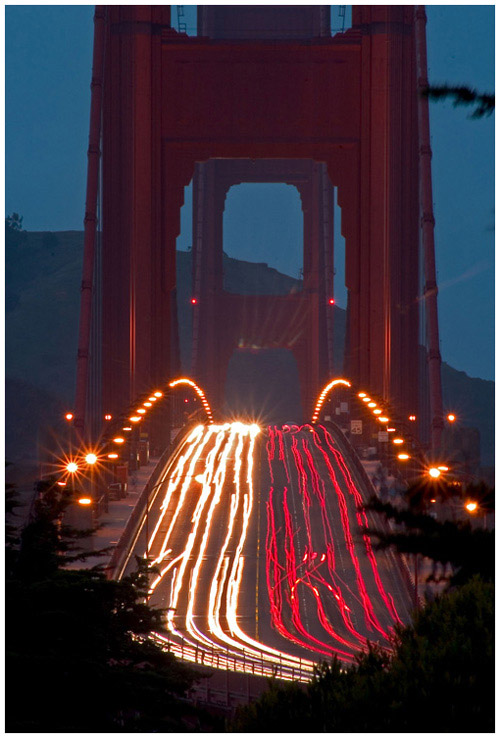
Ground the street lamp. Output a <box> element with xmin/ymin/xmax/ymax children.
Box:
<box><xmin>465</xmin><ymin>500</ymin><xmax>478</xmax><ymax>513</ymax></box>
<box><xmin>84</xmin><ymin>451</ymin><xmax>99</xmax><ymax>501</ymax></box>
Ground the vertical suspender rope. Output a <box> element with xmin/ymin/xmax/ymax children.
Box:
<box><xmin>74</xmin><ymin>6</ymin><xmax>106</xmax><ymax>440</ymax></box>
<box><xmin>415</xmin><ymin>5</ymin><xmax>444</xmax><ymax>454</ymax></box>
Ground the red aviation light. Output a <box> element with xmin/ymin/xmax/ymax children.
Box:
<box><xmin>191</xmin><ymin>297</ymin><xmax>198</xmax><ymax>305</ymax></box>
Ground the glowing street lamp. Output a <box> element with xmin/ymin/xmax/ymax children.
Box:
<box><xmin>428</xmin><ymin>467</ymin><xmax>441</xmax><ymax>479</ymax></box>
<box><xmin>66</xmin><ymin>461</ymin><xmax>78</xmax><ymax>473</ymax></box>
<box><xmin>465</xmin><ymin>501</ymin><xmax>478</xmax><ymax>513</ymax></box>
<box><xmin>85</xmin><ymin>453</ymin><xmax>98</xmax><ymax>465</ymax></box>
<box><xmin>78</xmin><ymin>497</ymin><xmax>92</xmax><ymax>506</ymax></box>
<box><xmin>65</xmin><ymin>412</ymin><xmax>74</xmax><ymax>421</ymax></box>
<box><xmin>447</xmin><ymin>413</ymin><xmax>456</xmax><ymax>423</ymax></box>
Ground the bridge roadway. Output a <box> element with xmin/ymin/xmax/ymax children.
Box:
<box><xmin>120</xmin><ymin>421</ymin><xmax>413</xmax><ymax>680</ymax></box>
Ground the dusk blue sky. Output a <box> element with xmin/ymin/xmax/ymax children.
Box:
<box><xmin>5</xmin><ymin>5</ymin><xmax>495</xmax><ymax>381</ymax></box>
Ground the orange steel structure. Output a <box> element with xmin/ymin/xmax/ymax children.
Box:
<box><xmin>75</xmin><ymin>5</ymin><xmax>443</xmax><ymax>450</ymax></box>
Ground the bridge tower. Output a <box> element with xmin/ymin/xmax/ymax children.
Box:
<box><xmin>83</xmin><ymin>4</ymin><xmax>442</xmax><ymax>446</ymax></box>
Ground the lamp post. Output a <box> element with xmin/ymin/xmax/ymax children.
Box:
<box><xmin>84</xmin><ymin>452</ymin><xmax>98</xmax><ymax>501</ymax></box>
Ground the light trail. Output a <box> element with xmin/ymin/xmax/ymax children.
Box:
<box><xmin>263</xmin><ymin>423</ymin><xmax>408</xmax><ymax>662</ymax></box>
<box><xmin>320</xmin><ymin>427</ymin><xmax>403</xmax><ymax>625</ymax></box>
<box><xmin>121</xmin><ymin>419</ymin><xmax>410</xmax><ymax>678</ymax></box>
<box><xmin>145</xmin><ymin>422</ymin><xmax>315</xmax><ymax>680</ymax></box>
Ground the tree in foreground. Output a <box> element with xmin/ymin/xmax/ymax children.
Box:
<box><xmin>364</xmin><ymin>478</ymin><xmax>494</xmax><ymax>587</ymax></box>
<box><xmin>424</xmin><ymin>84</ymin><xmax>494</xmax><ymax>118</ymax></box>
<box><xmin>230</xmin><ymin>577</ymin><xmax>494</xmax><ymax>732</ymax></box>
<box><xmin>6</xmin><ymin>479</ymin><xmax>221</xmax><ymax>732</ymax></box>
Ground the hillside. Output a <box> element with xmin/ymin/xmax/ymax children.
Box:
<box><xmin>5</xmin><ymin>230</ymin><xmax>494</xmax><ymax>467</ymax></box>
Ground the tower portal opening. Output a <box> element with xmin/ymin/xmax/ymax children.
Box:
<box><xmin>223</xmin><ymin>183</ymin><xmax>303</xmax><ymax>294</ymax></box>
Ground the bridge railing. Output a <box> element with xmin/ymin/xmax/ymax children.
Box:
<box><xmin>150</xmin><ymin>633</ymin><xmax>315</xmax><ymax>684</ymax></box>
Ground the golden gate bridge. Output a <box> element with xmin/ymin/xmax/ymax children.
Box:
<box><xmin>50</xmin><ymin>5</ymin><xmax>455</xmax><ymax>684</ymax></box>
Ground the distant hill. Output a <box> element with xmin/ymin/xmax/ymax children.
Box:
<box><xmin>5</xmin><ymin>230</ymin><xmax>494</xmax><ymax>467</ymax></box>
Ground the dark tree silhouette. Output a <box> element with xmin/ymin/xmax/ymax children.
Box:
<box><xmin>364</xmin><ymin>495</ymin><xmax>494</xmax><ymax>586</ymax></box>
<box><xmin>6</xmin><ymin>212</ymin><xmax>24</xmax><ymax>231</ymax></box>
<box><xmin>6</xmin><ymin>476</ymin><xmax>221</xmax><ymax>732</ymax></box>
<box><xmin>424</xmin><ymin>84</ymin><xmax>494</xmax><ymax>118</ymax></box>
<box><xmin>230</xmin><ymin>578</ymin><xmax>494</xmax><ymax>733</ymax></box>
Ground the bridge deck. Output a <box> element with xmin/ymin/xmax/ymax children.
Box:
<box><xmin>112</xmin><ymin>421</ymin><xmax>413</xmax><ymax>680</ymax></box>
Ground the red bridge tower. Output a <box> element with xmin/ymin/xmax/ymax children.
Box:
<box><xmin>75</xmin><ymin>5</ymin><xmax>443</xmax><ymax>448</ymax></box>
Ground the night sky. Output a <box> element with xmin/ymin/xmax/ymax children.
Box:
<box><xmin>5</xmin><ymin>5</ymin><xmax>495</xmax><ymax>381</ymax></box>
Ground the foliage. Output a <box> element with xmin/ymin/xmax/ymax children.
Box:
<box><xmin>463</xmin><ymin>479</ymin><xmax>495</xmax><ymax>512</ymax></box>
<box><xmin>5</xmin><ymin>474</ymin><xmax>22</xmax><ymax>580</ymax></box>
<box><xmin>6</xmin><ymin>477</ymin><xmax>221</xmax><ymax>732</ymax></box>
<box><xmin>230</xmin><ymin>578</ymin><xmax>494</xmax><ymax>732</ymax></box>
<box><xmin>424</xmin><ymin>84</ymin><xmax>494</xmax><ymax>118</ymax></box>
<box><xmin>6</xmin><ymin>212</ymin><xmax>24</xmax><ymax>231</ymax></box>
<box><xmin>364</xmin><ymin>494</ymin><xmax>494</xmax><ymax>586</ymax></box>
<box><xmin>5</xmin><ymin>212</ymin><xmax>27</xmax><ymax>250</ymax></box>
<box><xmin>16</xmin><ymin>476</ymin><xmax>104</xmax><ymax>581</ymax></box>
